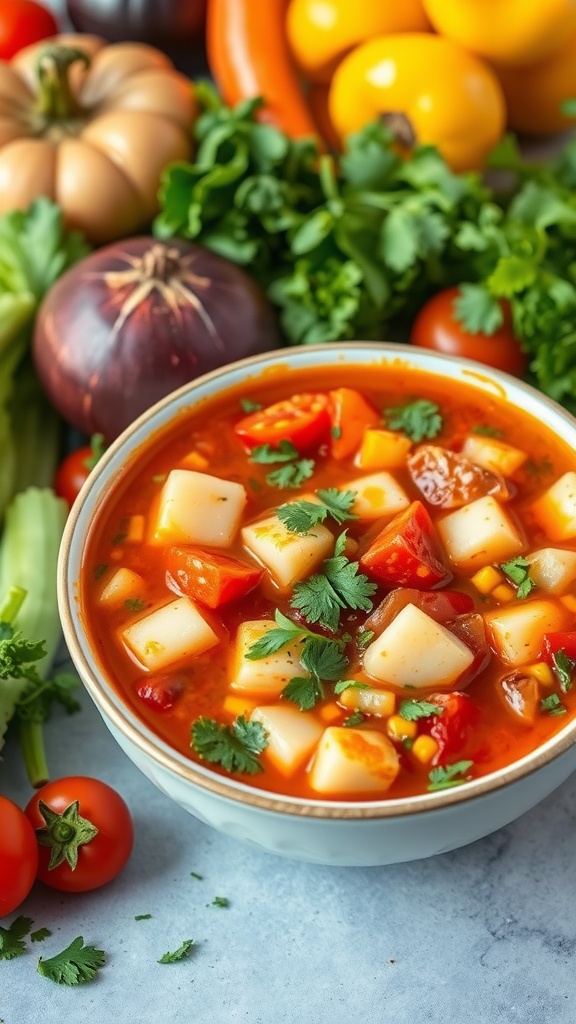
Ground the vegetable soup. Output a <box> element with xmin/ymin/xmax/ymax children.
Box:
<box><xmin>80</xmin><ymin>363</ymin><xmax>576</xmax><ymax>801</ymax></box>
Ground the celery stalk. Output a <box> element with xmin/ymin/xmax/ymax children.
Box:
<box><xmin>0</xmin><ymin>488</ymin><xmax>68</xmax><ymax>776</ymax></box>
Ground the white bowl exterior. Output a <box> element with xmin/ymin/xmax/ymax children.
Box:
<box><xmin>59</xmin><ymin>343</ymin><xmax>576</xmax><ymax>866</ymax></box>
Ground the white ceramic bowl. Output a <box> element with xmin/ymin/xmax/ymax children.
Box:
<box><xmin>58</xmin><ymin>343</ymin><xmax>576</xmax><ymax>866</ymax></box>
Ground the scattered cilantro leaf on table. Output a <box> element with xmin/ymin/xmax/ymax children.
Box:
<box><xmin>158</xmin><ymin>940</ymin><xmax>195</xmax><ymax>964</ymax></box>
<box><xmin>0</xmin><ymin>916</ymin><xmax>33</xmax><ymax>960</ymax></box>
<box><xmin>37</xmin><ymin>937</ymin><xmax>105</xmax><ymax>985</ymax></box>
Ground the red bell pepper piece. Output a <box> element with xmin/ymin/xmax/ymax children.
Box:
<box><xmin>166</xmin><ymin>546</ymin><xmax>263</xmax><ymax>609</ymax></box>
<box><xmin>359</xmin><ymin>500</ymin><xmax>452</xmax><ymax>589</ymax></box>
<box><xmin>422</xmin><ymin>691</ymin><xmax>479</xmax><ymax>764</ymax></box>
<box><xmin>328</xmin><ymin>387</ymin><xmax>381</xmax><ymax>460</ymax></box>
<box><xmin>540</xmin><ymin>631</ymin><xmax>576</xmax><ymax>664</ymax></box>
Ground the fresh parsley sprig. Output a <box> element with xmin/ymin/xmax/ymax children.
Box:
<box><xmin>385</xmin><ymin>400</ymin><xmax>443</xmax><ymax>442</ymax></box>
<box><xmin>249</xmin><ymin>440</ymin><xmax>315</xmax><ymax>489</ymax></box>
<box><xmin>277</xmin><ymin>488</ymin><xmax>357</xmax><ymax>535</ymax></box>
<box><xmin>191</xmin><ymin>714</ymin><xmax>268</xmax><ymax>774</ymax></box>
<box><xmin>499</xmin><ymin>557</ymin><xmax>537</xmax><ymax>599</ymax></box>
<box><xmin>290</xmin><ymin>533</ymin><xmax>377</xmax><ymax>632</ymax></box>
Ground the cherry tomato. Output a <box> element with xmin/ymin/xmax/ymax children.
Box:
<box><xmin>25</xmin><ymin>777</ymin><xmax>134</xmax><ymax>893</ymax></box>
<box><xmin>233</xmin><ymin>393</ymin><xmax>331</xmax><ymax>451</ymax></box>
<box><xmin>0</xmin><ymin>1</ymin><xmax>58</xmax><ymax>59</ymax></box>
<box><xmin>0</xmin><ymin>796</ymin><xmax>39</xmax><ymax>918</ymax></box>
<box><xmin>54</xmin><ymin>435</ymin><xmax>105</xmax><ymax>508</ymax></box>
<box><xmin>410</xmin><ymin>287</ymin><xmax>528</xmax><ymax>377</ymax></box>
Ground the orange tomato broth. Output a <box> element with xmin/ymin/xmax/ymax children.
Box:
<box><xmin>79</xmin><ymin>362</ymin><xmax>576</xmax><ymax>801</ymax></box>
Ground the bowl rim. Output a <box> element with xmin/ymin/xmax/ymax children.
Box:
<box><xmin>58</xmin><ymin>341</ymin><xmax>576</xmax><ymax>820</ymax></box>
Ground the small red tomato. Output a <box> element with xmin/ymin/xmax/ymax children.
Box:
<box><xmin>0</xmin><ymin>795</ymin><xmax>39</xmax><ymax>918</ymax></box>
<box><xmin>0</xmin><ymin>1</ymin><xmax>58</xmax><ymax>59</ymax></box>
<box><xmin>233</xmin><ymin>393</ymin><xmax>331</xmax><ymax>451</ymax></box>
<box><xmin>25</xmin><ymin>777</ymin><xmax>134</xmax><ymax>893</ymax></box>
<box><xmin>411</xmin><ymin>286</ymin><xmax>528</xmax><ymax>377</ymax></box>
<box><xmin>54</xmin><ymin>435</ymin><xmax>106</xmax><ymax>508</ymax></box>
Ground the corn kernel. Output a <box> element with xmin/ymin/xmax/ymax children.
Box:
<box><xmin>411</xmin><ymin>735</ymin><xmax>439</xmax><ymax>764</ymax></box>
<box><xmin>492</xmin><ymin>583</ymin><xmax>516</xmax><ymax>603</ymax></box>
<box><xmin>561</xmin><ymin>593</ymin><xmax>576</xmax><ymax>614</ymax></box>
<box><xmin>180</xmin><ymin>450</ymin><xmax>209</xmax><ymax>470</ymax></box>
<box><xmin>387</xmin><ymin>715</ymin><xmax>418</xmax><ymax>741</ymax></box>
<box><xmin>470</xmin><ymin>565</ymin><xmax>503</xmax><ymax>594</ymax></box>
<box><xmin>222</xmin><ymin>695</ymin><xmax>257</xmax><ymax>719</ymax></box>
<box><xmin>319</xmin><ymin>703</ymin><xmax>342</xmax><ymax>724</ymax></box>
<box><xmin>125</xmin><ymin>514</ymin><xmax>145</xmax><ymax>543</ymax></box>
<box><xmin>524</xmin><ymin>661</ymin><xmax>555</xmax><ymax>687</ymax></box>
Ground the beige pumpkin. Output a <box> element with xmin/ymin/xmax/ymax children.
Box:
<box><xmin>0</xmin><ymin>34</ymin><xmax>196</xmax><ymax>242</ymax></box>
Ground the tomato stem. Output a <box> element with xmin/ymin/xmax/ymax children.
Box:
<box><xmin>35</xmin><ymin>798</ymin><xmax>99</xmax><ymax>870</ymax></box>
<box><xmin>35</xmin><ymin>45</ymin><xmax>89</xmax><ymax>121</ymax></box>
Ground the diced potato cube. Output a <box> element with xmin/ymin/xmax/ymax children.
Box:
<box><xmin>152</xmin><ymin>469</ymin><xmax>246</xmax><ymax>547</ymax></box>
<box><xmin>363</xmin><ymin>603</ymin><xmax>474</xmax><ymax>689</ymax></box>
<box><xmin>526</xmin><ymin>547</ymin><xmax>576</xmax><ymax>595</ymax></box>
<box><xmin>251</xmin><ymin>705</ymin><xmax>324</xmax><ymax>775</ymax></box>
<box><xmin>356</xmin><ymin>429</ymin><xmax>413</xmax><ymax>470</ymax></box>
<box><xmin>484</xmin><ymin>598</ymin><xmax>571</xmax><ymax>666</ymax></box>
<box><xmin>241</xmin><ymin>514</ymin><xmax>333</xmax><ymax>590</ymax></box>
<box><xmin>461</xmin><ymin>434</ymin><xmax>527</xmax><ymax>476</ymax></box>
<box><xmin>344</xmin><ymin>471</ymin><xmax>410</xmax><ymax>521</ymax></box>
<box><xmin>531</xmin><ymin>472</ymin><xmax>576</xmax><ymax>541</ymax></box>
<box><xmin>230</xmin><ymin>620</ymin><xmax>306</xmax><ymax>698</ymax></box>
<box><xmin>309</xmin><ymin>726</ymin><xmax>400</xmax><ymax>795</ymax></box>
<box><xmin>437</xmin><ymin>495</ymin><xmax>524</xmax><ymax>571</ymax></box>
<box><xmin>99</xmin><ymin>567</ymin><xmax>144</xmax><ymax>607</ymax></box>
<box><xmin>121</xmin><ymin>596</ymin><xmax>218</xmax><ymax>670</ymax></box>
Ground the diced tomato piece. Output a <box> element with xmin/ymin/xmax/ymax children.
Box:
<box><xmin>407</xmin><ymin>445</ymin><xmax>512</xmax><ymax>508</ymax></box>
<box><xmin>422</xmin><ymin>691</ymin><xmax>479</xmax><ymax>763</ymax></box>
<box><xmin>359</xmin><ymin>500</ymin><xmax>452</xmax><ymax>589</ymax></box>
<box><xmin>449</xmin><ymin>612</ymin><xmax>491</xmax><ymax>684</ymax></box>
<box><xmin>362</xmin><ymin>587</ymin><xmax>474</xmax><ymax>640</ymax></box>
<box><xmin>135</xmin><ymin>673</ymin><xmax>186</xmax><ymax>712</ymax></box>
<box><xmin>233</xmin><ymin>393</ymin><xmax>331</xmax><ymax>451</ymax></box>
<box><xmin>328</xmin><ymin>387</ymin><xmax>381</xmax><ymax>460</ymax></box>
<box><xmin>540</xmin><ymin>630</ymin><xmax>576</xmax><ymax>664</ymax></box>
<box><xmin>166</xmin><ymin>546</ymin><xmax>263</xmax><ymax>609</ymax></box>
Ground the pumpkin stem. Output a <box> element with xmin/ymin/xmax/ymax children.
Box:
<box><xmin>35</xmin><ymin>45</ymin><xmax>90</xmax><ymax>120</ymax></box>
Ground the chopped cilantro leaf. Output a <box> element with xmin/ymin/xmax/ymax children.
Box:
<box><xmin>190</xmin><ymin>871</ymin><xmax>203</xmax><ymax>880</ymax></box>
<box><xmin>385</xmin><ymin>399</ymin><xmax>443</xmax><ymax>442</ymax></box>
<box><xmin>281</xmin><ymin>675</ymin><xmax>324</xmax><ymax>710</ymax></box>
<box><xmin>191</xmin><ymin>714</ymin><xmax>268</xmax><ymax>774</ymax></box>
<box><xmin>343</xmin><ymin>710</ymin><xmax>365</xmax><ymax>727</ymax></box>
<box><xmin>245</xmin><ymin>609</ymin><xmax>318</xmax><ymax>660</ymax></box>
<box><xmin>37</xmin><ymin>937</ymin><xmax>105</xmax><ymax>985</ymax></box>
<box><xmin>250</xmin><ymin>440</ymin><xmax>299</xmax><ymax>464</ymax></box>
<box><xmin>291</xmin><ymin>539</ymin><xmax>376</xmax><ymax>631</ymax></box>
<box><xmin>427</xmin><ymin>760</ymin><xmax>474</xmax><ymax>791</ymax></box>
<box><xmin>124</xmin><ymin>598</ymin><xmax>145</xmax><ymax>612</ymax></box>
<box><xmin>399</xmin><ymin>699</ymin><xmax>444</xmax><ymax>721</ymax></box>
<box><xmin>499</xmin><ymin>557</ymin><xmax>537</xmax><ymax>599</ymax></box>
<box><xmin>134</xmin><ymin>914</ymin><xmax>152</xmax><ymax>921</ymax></box>
<box><xmin>210</xmin><ymin>896</ymin><xmax>229</xmax><ymax>908</ymax></box>
<box><xmin>301</xmin><ymin>637</ymin><xmax>349</xmax><ymax>681</ymax></box>
<box><xmin>266</xmin><ymin>459</ymin><xmax>315</xmax><ymax>489</ymax></box>
<box><xmin>157</xmin><ymin>939</ymin><xmax>195</xmax><ymax>964</ymax></box>
<box><xmin>540</xmin><ymin>693</ymin><xmax>567</xmax><ymax>716</ymax></box>
<box><xmin>333</xmin><ymin>679</ymin><xmax>370</xmax><ymax>695</ymax></box>
<box><xmin>0</xmin><ymin>916</ymin><xmax>33</xmax><ymax>960</ymax></box>
<box><xmin>240</xmin><ymin>398</ymin><xmax>262</xmax><ymax>413</ymax></box>
<box><xmin>31</xmin><ymin>928</ymin><xmax>52</xmax><ymax>942</ymax></box>
<box><xmin>552</xmin><ymin>650</ymin><xmax>575</xmax><ymax>693</ymax></box>
<box><xmin>357</xmin><ymin>630</ymin><xmax>375</xmax><ymax>649</ymax></box>
<box><xmin>277</xmin><ymin>488</ymin><xmax>357</xmax><ymax>535</ymax></box>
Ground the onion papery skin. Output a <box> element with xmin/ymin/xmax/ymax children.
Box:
<box><xmin>32</xmin><ymin>236</ymin><xmax>283</xmax><ymax>443</ymax></box>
